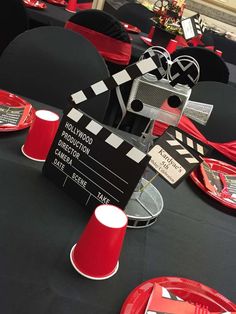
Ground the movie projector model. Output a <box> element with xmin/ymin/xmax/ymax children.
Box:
<box><xmin>118</xmin><ymin>47</ymin><xmax>212</xmax><ymax>228</ymax></box>
<box><xmin>117</xmin><ymin>46</ymin><xmax>202</xmax><ymax>134</ymax></box>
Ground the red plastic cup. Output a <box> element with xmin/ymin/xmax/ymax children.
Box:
<box><xmin>215</xmin><ymin>49</ymin><xmax>223</xmax><ymax>57</ymax></box>
<box><xmin>166</xmin><ymin>39</ymin><xmax>178</xmax><ymax>54</ymax></box>
<box><xmin>21</xmin><ymin>110</ymin><xmax>59</xmax><ymax>162</ymax></box>
<box><xmin>70</xmin><ymin>204</ymin><xmax>128</xmax><ymax>280</ymax></box>
<box><xmin>148</xmin><ymin>26</ymin><xmax>155</xmax><ymax>39</ymax></box>
<box><xmin>66</xmin><ymin>0</ymin><xmax>77</xmax><ymax>13</ymax></box>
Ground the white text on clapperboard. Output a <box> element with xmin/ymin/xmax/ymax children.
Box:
<box><xmin>52</xmin><ymin>121</ymin><xmax>112</xmax><ymax>204</ymax></box>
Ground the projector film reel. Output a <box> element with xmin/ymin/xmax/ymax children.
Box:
<box><xmin>168</xmin><ymin>55</ymin><xmax>200</xmax><ymax>87</ymax></box>
<box><xmin>139</xmin><ymin>46</ymin><xmax>171</xmax><ymax>82</ymax></box>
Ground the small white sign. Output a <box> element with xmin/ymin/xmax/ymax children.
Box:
<box><xmin>181</xmin><ymin>18</ymin><xmax>195</xmax><ymax>40</ymax></box>
<box><xmin>149</xmin><ymin>145</ymin><xmax>186</xmax><ymax>185</ymax></box>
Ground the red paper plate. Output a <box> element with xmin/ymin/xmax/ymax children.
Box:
<box><xmin>0</xmin><ymin>90</ymin><xmax>35</xmax><ymax>132</ymax></box>
<box><xmin>121</xmin><ymin>22</ymin><xmax>141</xmax><ymax>34</ymax></box>
<box><xmin>190</xmin><ymin>158</ymin><xmax>236</xmax><ymax>209</ymax></box>
<box><xmin>23</xmin><ymin>0</ymin><xmax>47</xmax><ymax>9</ymax></box>
<box><xmin>140</xmin><ymin>35</ymin><xmax>153</xmax><ymax>46</ymax></box>
<box><xmin>120</xmin><ymin>277</ymin><xmax>236</xmax><ymax>314</ymax></box>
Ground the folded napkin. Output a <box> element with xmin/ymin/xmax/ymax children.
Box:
<box><xmin>145</xmin><ymin>283</ymin><xmax>196</xmax><ymax>314</ymax></box>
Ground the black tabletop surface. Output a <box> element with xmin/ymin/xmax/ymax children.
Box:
<box><xmin>26</xmin><ymin>2</ymin><xmax>73</xmax><ymax>27</ymax></box>
<box><xmin>0</xmin><ymin>88</ymin><xmax>236</xmax><ymax>313</ymax></box>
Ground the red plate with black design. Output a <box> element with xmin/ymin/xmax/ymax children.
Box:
<box><xmin>0</xmin><ymin>90</ymin><xmax>35</xmax><ymax>132</ymax></box>
<box><xmin>190</xmin><ymin>158</ymin><xmax>236</xmax><ymax>209</ymax></box>
<box><xmin>120</xmin><ymin>277</ymin><xmax>236</xmax><ymax>314</ymax></box>
<box><xmin>121</xmin><ymin>22</ymin><xmax>141</xmax><ymax>34</ymax></box>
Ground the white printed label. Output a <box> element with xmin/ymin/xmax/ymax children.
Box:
<box><xmin>182</xmin><ymin>19</ymin><xmax>195</xmax><ymax>40</ymax></box>
<box><xmin>149</xmin><ymin>145</ymin><xmax>186</xmax><ymax>184</ymax></box>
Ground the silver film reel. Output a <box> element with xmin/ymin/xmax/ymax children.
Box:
<box><xmin>139</xmin><ymin>46</ymin><xmax>171</xmax><ymax>81</ymax></box>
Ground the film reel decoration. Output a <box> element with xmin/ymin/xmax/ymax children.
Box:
<box><xmin>138</xmin><ymin>47</ymin><xmax>200</xmax><ymax>88</ymax></box>
<box><xmin>126</xmin><ymin>47</ymin><xmax>197</xmax><ymax>128</ymax></box>
<box><xmin>168</xmin><ymin>55</ymin><xmax>200</xmax><ymax>87</ymax></box>
<box><xmin>140</xmin><ymin>46</ymin><xmax>171</xmax><ymax>81</ymax></box>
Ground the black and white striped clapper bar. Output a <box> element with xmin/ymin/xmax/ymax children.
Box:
<box><xmin>181</xmin><ymin>13</ymin><xmax>206</xmax><ymax>40</ymax></box>
<box><xmin>166</xmin><ymin>126</ymin><xmax>212</xmax><ymax>156</ymax></box>
<box><xmin>43</xmin><ymin>108</ymin><xmax>151</xmax><ymax>212</ymax></box>
<box><xmin>71</xmin><ymin>54</ymin><xmax>166</xmax><ymax>106</ymax></box>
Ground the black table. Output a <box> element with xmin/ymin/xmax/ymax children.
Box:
<box><xmin>1</xmin><ymin>87</ymin><xmax>236</xmax><ymax>313</ymax></box>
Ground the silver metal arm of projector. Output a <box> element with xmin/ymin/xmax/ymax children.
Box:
<box><xmin>116</xmin><ymin>86</ymin><xmax>127</xmax><ymax>129</ymax></box>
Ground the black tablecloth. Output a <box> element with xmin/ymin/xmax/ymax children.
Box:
<box><xmin>27</xmin><ymin>2</ymin><xmax>73</xmax><ymax>27</ymax></box>
<box><xmin>0</xmin><ymin>94</ymin><xmax>236</xmax><ymax>313</ymax></box>
<box><xmin>212</xmin><ymin>33</ymin><xmax>236</xmax><ymax>65</ymax></box>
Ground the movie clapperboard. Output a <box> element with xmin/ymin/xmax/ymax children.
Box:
<box><xmin>181</xmin><ymin>13</ymin><xmax>206</xmax><ymax>40</ymax></box>
<box><xmin>43</xmin><ymin>108</ymin><xmax>150</xmax><ymax>211</ymax></box>
<box><xmin>148</xmin><ymin>127</ymin><xmax>204</xmax><ymax>187</ymax></box>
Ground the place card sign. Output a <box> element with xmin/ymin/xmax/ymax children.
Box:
<box><xmin>43</xmin><ymin>108</ymin><xmax>150</xmax><ymax>211</ymax></box>
<box><xmin>148</xmin><ymin>128</ymin><xmax>202</xmax><ymax>187</ymax></box>
<box><xmin>181</xmin><ymin>13</ymin><xmax>206</xmax><ymax>40</ymax></box>
<box><xmin>0</xmin><ymin>105</ymin><xmax>24</xmax><ymax>126</ymax></box>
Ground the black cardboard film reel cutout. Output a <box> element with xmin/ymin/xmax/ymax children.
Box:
<box><xmin>168</xmin><ymin>55</ymin><xmax>200</xmax><ymax>88</ymax></box>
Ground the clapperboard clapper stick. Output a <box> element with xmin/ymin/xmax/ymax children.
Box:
<box><xmin>71</xmin><ymin>54</ymin><xmax>166</xmax><ymax>105</ymax></box>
